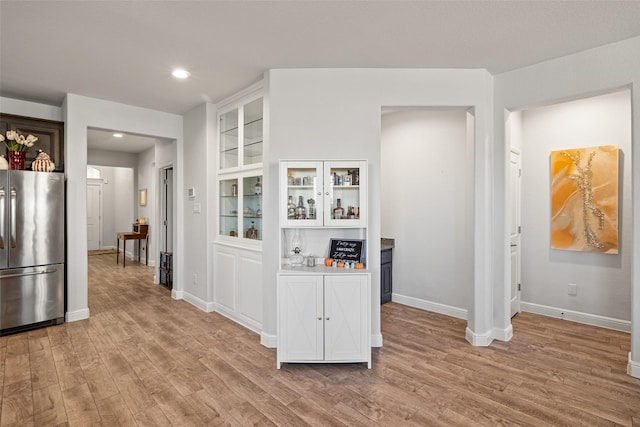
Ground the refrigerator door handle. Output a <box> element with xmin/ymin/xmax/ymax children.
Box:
<box><xmin>0</xmin><ymin>186</ymin><xmax>4</xmax><ymax>249</ymax></box>
<box><xmin>1</xmin><ymin>268</ymin><xmax>59</xmax><ymax>279</ymax></box>
<box><xmin>10</xmin><ymin>186</ymin><xmax>16</xmax><ymax>248</ymax></box>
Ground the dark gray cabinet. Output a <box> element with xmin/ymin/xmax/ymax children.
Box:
<box><xmin>0</xmin><ymin>113</ymin><xmax>65</xmax><ymax>172</ymax></box>
<box><xmin>381</xmin><ymin>248</ymin><xmax>393</xmax><ymax>304</ymax></box>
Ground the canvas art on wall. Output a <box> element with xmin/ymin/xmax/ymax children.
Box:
<box><xmin>550</xmin><ymin>145</ymin><xmax>619</xmax><ymax>254</ymax></box>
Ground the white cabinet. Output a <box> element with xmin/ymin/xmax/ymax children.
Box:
<box><xmin>217</xmin><ymin>93</ymin><xmax>264</xmax><ymax>242</ymax></box>
<box><xmin>219</xmin><ymin>96</ymin><xmax>263</xmax><ymax>170</ymax></box>
<box><xmin>277</xmin><ymin>273</ymin><xmax>371</xmax><ymax>368</ymax></box>
<box><xmin>280</xmin><ymin>160</ymin><xmax>367</xmax><ymax>228</ymax></box>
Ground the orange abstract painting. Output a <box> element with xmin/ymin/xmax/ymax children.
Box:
<box><xmin>550</xmin><ymin>145</ymin><xmax>619</xmax><ymax>254</ymax></box>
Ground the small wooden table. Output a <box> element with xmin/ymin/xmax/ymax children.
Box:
<box><xmin>116</xmin><ymin>223</ymin><xmax>149</xmax><ymax>267</ymax></box>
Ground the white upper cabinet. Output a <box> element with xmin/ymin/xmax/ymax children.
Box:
<box><xmin>280</xmin><ymin>160</ymin><xmax>367</xmax><ymax>228</ymax></box>
<box><xmin>219</xmin><ymin>96</ymin><xmax>263</xmax><ymax>172</ymax></box>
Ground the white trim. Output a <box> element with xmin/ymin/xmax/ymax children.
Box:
<box><xmin>521</xmin><ymin>301</ymin><xmax>631</xmax><ymax>332</ymax></box>
<box><xmin>213</xmin><ymin>302</ymin><xmax>262</xmax><ymax>335</ymax></box>
<box><xmin>392</xmin><ymin>293</ymin><xmax>468</xmax><ymax>320</ymax></box>
<box><xmin>371</xmin><ymin>333</ymin><xmax>384</xmax><ymax>348</ymax></box>
<box><xmin>66</xmin><ymin>308</ymin><xmax>90</xmax><ymax>322</ymax></box>
<box><xmin>465</xmin><ymin>326</ymin><xmax>494</xmax><ymax>347</ymax></box>
<box><xmin>261</xmin><ymin>331</ymin><xmax>277</xmax><ymax>348</ymax></box>
<box><xmin>216</xmin><ymin>80</ymin><xmax>264</xmax><ymax>112</ymax></box>
<box><xmin>491</xmin><ymin>324</ymin><xmax>513</xmax><ymax>342</ymax></box>
<box><xmin>172</xmin><ymin>289</ymin><xmax>184</xmax><ymax>300</ymax></box>
<box><xmin>628</xmin><ymin>353</ymin><xmax>640</xmax><ymax>379</ymax></box>
<box><xmin>182</xmin><ymin>291</ymin><xmax>215</xmax><ymax>313</ymax></box>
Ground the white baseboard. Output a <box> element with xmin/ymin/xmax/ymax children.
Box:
<box><xmin>628</xmin><ymin>353</ymin><xmax>640</xmax><ymax>379</ymax></box>
<box><xmin>261</xmin><ymin>331</ymin><xmax>277</xmax><ymax>348</ymax></box>
<box><xmin>183</xmin><ymin>291</ymin><xmax>215</xmax><ymax>313</ymax></box>
<box><xmin>172</xmin><ymin>289</ymin><xmax>183</xmax><ymax>300</ymax></box>
<box><xmin>521</xmin><ymin>301</ymin><xmax>631</xmax><ymax>332</ymax></box>
<box><xmin>465</xmin><ymin>326</ymin><xmax>493</xmax><ymax>347</ymax></box>
<box><xmin>66</xmin><ymin>308</ymin><xmax>90</xmax><ymax>322</ymax></box>
<box><xmin>492</xmin><ymin>324</ymin><xmax>513</xmax><ymax>342</ymax></box>
<box><xmin>213</xmin><ymin>303</ymin><xmax>262</xmax><ymax>336</ymax></box>
<box><xmin>371</xmin><ymin>333</ymin><xmax>383</xmax><ymax>348</ymax></box>
<box><xmin>392</xmin><ymin>293</ymin><xmax>468</xmax><ymax>320</ymax></box>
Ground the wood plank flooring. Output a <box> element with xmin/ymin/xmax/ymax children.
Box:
<box><xmin>1</xmin><ymin>253</ymin><xmax>639</xmax><ymax>425</ymax></box>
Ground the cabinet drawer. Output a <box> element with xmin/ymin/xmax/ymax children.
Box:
<box><xmin>381</xmin><ymin>248</ymin><xmax>393</xmax><ymax>264</ymax></box>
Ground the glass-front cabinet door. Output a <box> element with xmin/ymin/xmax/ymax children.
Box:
<box><xmin>280</xmin><ymin>161</ymin><xmax>324</xmax><ymax>227</ymax></box>
<box><xmin>219</xmin><ymin>96</ymin><xmax>263</xmax><ymax>171</ymax></box>
<box><xmin>219</xmin><ymin>175</ymin><xmax>263</xmax><ymax>241</ymax></box>
<box><xmin>323</xmin><ymin>161</ymin><xmax>366</xmax><ymax>227</ymax></box>
<box><xmin>243</xmin><ymin>175</ymin><xmax>262</xmax><ymax>240</ymax></box>
<box><xmin>220</xmin><ymin>178</ymin><xmax>239</xmax><ymax>237</ymax></box>
<box><xmin>219</xmin><ymin>108</ymin><xmax>239</xmax><ymax>170</ymax></box>
<box><xmin>243</xmin><ymin>98</ymin><xmax>263</xmax><ymax>166</ymax></box>
<box><xmin>280</xmin><ymin>160</ymin><xmax>367</xmax><ymax>228</ymax></box>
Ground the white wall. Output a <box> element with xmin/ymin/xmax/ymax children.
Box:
<box><xmin>87</xmin><ymin>148</ymin><xmax>137</xmax><ymax>168</ymax></box>
<box><xmin>181</xmin><ymin>103</ymin><xmax>211</xmax><ymax>306</ymax></box>
<box><xmin>518</xmin><ymin>90</ymin><xmax>632</xmax><ymax>322</ymax></box>
<box><xmin>265</xmin><ymin>68</ymin><xmax>495</xmax><ymax>346</ymax></box>
<box><xmin>494</xmin><ymin>36</ymin><xmax>640</xmax><ymax>377</ymax></box>
<box><xmin>0</xmin><ymin>97</ymin><xmax>62</xmax><ymax>122</ymax></box>
<box><xmin>381</xmin><ymin>109</ymin><xmax>472</xmax><ymax>317</ymax></box>
<box><xmin>136</xmin><ymin>146</ymin><xmax>156</xmax><ymax>264</ymax></box>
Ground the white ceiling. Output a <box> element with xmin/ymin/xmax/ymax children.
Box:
<box><xmin>1</xmin><ymin>1</ymin><xmax>640</xmax><ymax>116</ymax></box>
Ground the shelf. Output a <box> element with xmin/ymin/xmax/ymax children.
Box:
<box><xmin>279</xmin><ymin>264</ymin><xmax>369</xmax><ymax>275</ymax></box>
<box><xmin>221</xmin><ymin>146</ymin><xmax>239</xmax><ymax>154</ymax></box>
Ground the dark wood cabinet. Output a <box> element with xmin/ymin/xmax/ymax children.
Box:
<box><xmin>0</xmin><ymin>113</ymin><xmax>64</xmax><ymax>171</ymax></box>
<box><xmin>381</xmin><ymin>248</ymin><xmax>393</xmax><ymax>304</ymax></box>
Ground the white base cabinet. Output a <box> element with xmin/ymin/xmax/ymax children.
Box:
<box><xmin>277</xmin><ymin>272</ymin><xmax>371</xmax><ymax>369</ymax></box>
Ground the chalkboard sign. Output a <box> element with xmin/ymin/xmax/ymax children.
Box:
<box><xmin>328</xmin><ymin>239</ymin><xmax>366</xmax><ymax>264</ymax></box>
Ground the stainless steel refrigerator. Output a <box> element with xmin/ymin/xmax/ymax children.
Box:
<box><xmin>0</xmin><ymin>170</ymin><xmax>65</xmax><ymax>335</ymax></box>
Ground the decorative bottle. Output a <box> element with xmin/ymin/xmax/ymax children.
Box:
<box><xmin>254</xmin><ymin>177</ymin><xmax>262</xmax><ymax>196</ymax></box>
<box><xmin>333</xmin><ymin>198</ymin><xmax>344</xmax><ymax>219</ymax></box>
<box><xmin>287</xmin><ymin>195</ymin><xmax>296</xmax><ymax>219</ymax></box>
<box><xmin>307</xmin><ymin>198</ymin><xmax>316</xmax><ymax>219</ymax></box>
<box><xmin>245</xmin><ymin>221</ymin><xmax>258</xmax><ymax>239</ymax></box>
<box><xmin>296</xmin><ymin>195</ymin><xmax>307</xmax><ymax>219</ymax></box>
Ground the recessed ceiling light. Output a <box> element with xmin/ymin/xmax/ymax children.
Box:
<box><xmin>172</xmin><ymin>68</ymin><xmax>190</xmax><ymax>79</ymax></box>
<box><xmin>113</xmin><ymin>133</ymin><xmax>124</xmax><ymax>138</ymax></box>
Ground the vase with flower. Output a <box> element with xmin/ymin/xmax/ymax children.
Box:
<box><xmin>1</xmin><ymin>130</ymin><xmax>38</xmax><ymax>170</ymax></box>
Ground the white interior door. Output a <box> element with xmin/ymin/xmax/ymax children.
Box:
<box><xmin>510</xmin><ymin>149</ymin><xmax>522</xmax><ymax>316</ymax></box>
<box><xmin>87</xmin><ymin>181</ymin><xmax>103</xmax><ymax>251</ymax></box>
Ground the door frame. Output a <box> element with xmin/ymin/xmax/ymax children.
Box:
<box><xmin>87</xmin><ymin>179</ymin><xmax>103</xmax><ymax>251</ymax></box>
<box><xmin>509</xmin><ymin>148</ymin><xmax>522</xmax><ymax>316</ymax></box>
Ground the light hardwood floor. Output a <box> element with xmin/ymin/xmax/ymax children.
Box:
<box><xmin>1</xmin><ymin>253</ymin><xmax>639</xmax><ymax>426</ymax></box>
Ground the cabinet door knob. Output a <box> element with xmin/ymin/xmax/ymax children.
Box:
<box><xmin>325</xmin><ymin>192</ymin><xmax>329</xmax><ymax>196</ymax></box>
<box><xmin>326</xmin><ymin>317</ymin><xmax>330</xmax><ymax>320</ymax></box>
<box><xmin>317</xmin><ymin>192</ymin><xmax>322</xmax><ymax>196</ymax></box>
<box><xmin>317</xmin><ymin>317</ymin><xmax>322</xmax><ymax>320</ymax></box>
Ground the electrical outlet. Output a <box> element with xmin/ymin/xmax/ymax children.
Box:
<box><xmin>560</xmin><ymin>312</ymin><xmax>565</xmax><ymax>320</ymax></box>
<box><xmin>568</xmin><ymin>283</ymin><xmax>577</xmax><ymax>296</ymax></box>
